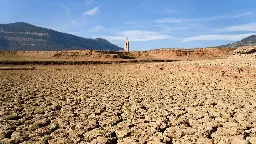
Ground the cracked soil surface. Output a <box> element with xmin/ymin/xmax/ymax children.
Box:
<box><xmin>1</xmin><ymin>58</ymin><xmax>256</xmax><ymax>144</ymax></box>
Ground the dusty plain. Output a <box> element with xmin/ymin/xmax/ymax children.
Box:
<box><xmin>0</xmin><ymin>55</ymin><xmax>256</xmax><ymax>144</ymax></box>
<box><xmin>0</xmin><ymin>48</ymin><xmax>234</xmax><ymax>62</ymax></box>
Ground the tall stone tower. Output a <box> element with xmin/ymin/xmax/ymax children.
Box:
<box><xmin>124</xmin><ymin>38</ymin><xmax>129</xmax><ymax>52</ymax></box>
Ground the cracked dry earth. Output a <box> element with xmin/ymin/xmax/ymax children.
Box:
<box><xmin>1</xmin><ymin>58</ymin><xmax>256</xmax><ymax>144</ymax></box>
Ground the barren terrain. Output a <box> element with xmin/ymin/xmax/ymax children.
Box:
<box><xmin>0</xmin><ymin>48</ymin><xmax>234</xmax><ymax>62</ymax></box>
<box><xmin>1</xmin><ymin>57</ymin><xmax>256</xmax><ymax>144</ymax></box>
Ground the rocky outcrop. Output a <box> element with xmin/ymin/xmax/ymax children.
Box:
<box><xmin>233</xmin><ymin>46</ymin><xmax>256</xmax><ymax>55</ymax></box>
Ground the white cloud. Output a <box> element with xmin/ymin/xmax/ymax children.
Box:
<box><xmin>231</xmin><ymin>12</ymin><xmax>253</xmax><ymax>18</ymax></box>
<box><xmin>62</xmin><ymin>5</ymin><xmax>76</xmax><ymax>24</ymax></box>
<box><xmin>154</xmin><ymin>16</ymin><xmax>227</xmax><ymax>23</ymax></box>
<box><xmin>154</xmin><ymin>12</ymin><xmax>253</xmax><ymax>23</ymax></box>
<box><xmin>89</xmin><ymin>26</ymin><xmax>104</xmax><ymax>32</ymax></box>
<box><xmin>100</xmin><ymin>30</ymin><xmax>174</xmax><ymax>42</ymax></box>
<box><xmin>154</xmin><ymin>23</ymin><xmax>205</xmax><ymax>33</ymax></box>
<box><xmin>217</xmin><ymin>23</ymin><xmax>256</xmax><ymax>32</ymax></box>
<box><xmin>196</xmin><ymin>15</ymin><xmax>227</xmax><ymax>21</ymax></box>
<box><xmin>85</xmin><ymin>0</ymin><xmax>94</xmax><ymax>4</ymax></box>
<box><xmin>83</xmin><ymin>5</ymin><xmax>101</xmax><ymax>16</ymax></box>
<box><xmin>182</xmin><ymin>33</ymin><xmax>255</xmax><ymax>42</ymax></box>
<box><xmin>154</xmin><ymin>18</ymin><xmax>187</xmax><ymax>23</ymax></box>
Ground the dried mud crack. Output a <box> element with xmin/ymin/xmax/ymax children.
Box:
<box><xmin>0</xmin><ymin>58</ymin><xmax>256</xmax><ymax>144</ymax></box>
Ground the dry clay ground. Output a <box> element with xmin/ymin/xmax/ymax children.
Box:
<box><xmin>1</xmin><ymin>58</ymin><xmax>256</xmax><ymax>144</ymax></box>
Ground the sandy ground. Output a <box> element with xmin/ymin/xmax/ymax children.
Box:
<box><xmin>0</xmin><ymin>58</ymin><xmax>256</xmax><ymax>144</ymax></box>
<box><xmin>0</xmin><ymin>48</ymin><xmax>234</xmax><ymax>62</ymax></box>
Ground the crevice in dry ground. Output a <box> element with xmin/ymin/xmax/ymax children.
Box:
<box><xmin>207</xmin><ymin>126</ymin><xmax>219</xmax><ymax>139</ymax></box>
<box><xmin>112</xmin><ymin>112</ymin><xmax>123</xmax><ymax>126</ymax></box>
<box><xmin>107</xmin><ymin>131</ymin><xmax>118</xmax><ymax>144</ymax></box>
<box><xmin>244</xmin><ymin>126</ymin><xmax>252</xmax><ymax>139</ymax></box>
<box><xmin>1</xmin><ymin>59</ymin><xmax>256</xmax><ymax>143</ymax></box>
<box><xmin>161</xmin><ymin>137</ymin><xmax>173</xmax><ymax>144</ymax></box>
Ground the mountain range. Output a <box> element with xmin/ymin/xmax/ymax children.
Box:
<box><xmin>217</xmin><ymin>35</ymin><xmax>256</xmax><ymax>48</ymax></box>
<box><xmin>0</xmin><ymin>22</ymin><xmax>122</xmax><ymax>51</ymax></box>
<box><xmin>1</xmin><ymin>22</ymin><xmax>256</xmax><ymax>51</ymax></box>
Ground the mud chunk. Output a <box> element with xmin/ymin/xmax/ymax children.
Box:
<box><xmin>4</xmin><ymin>113</ymin><xmax>20</xmax><ymax>120</ymax></box>
<box><xmin>30</xmin><ymin>118</ymin><xmax>51</xmax><ymax>130</ymax></box>
<box><xmin>49</xmin><ymin>123</ymin><xmax>59</xmax><ymax>131</ymax></box>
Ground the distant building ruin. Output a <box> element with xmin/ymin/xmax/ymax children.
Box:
<box><xmin>124</xmin><ymin>38</ymin><xmax>129</xmax><ymax>52</ymax></box>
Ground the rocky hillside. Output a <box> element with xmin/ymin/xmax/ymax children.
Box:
<box><xmin>0</xmin><ymin>22</ymin><xmax>122</xmax><ymax>51</ymax></box>
<box><xmin>218</xmin><ymin>35</ymin><xmax>256</xmax><ymax>48</ymax></box>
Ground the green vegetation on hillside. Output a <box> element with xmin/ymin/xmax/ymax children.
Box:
<box><xmin>0</xmin><ymin>22</ymin><xmax>122</xmax><ymax>51</ymax></box>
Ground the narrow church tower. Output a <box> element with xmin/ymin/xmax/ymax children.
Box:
<box><xmin>124</xmin><ymin>38</ymin><xmax>129</xmax><ymax>52</ymax></box>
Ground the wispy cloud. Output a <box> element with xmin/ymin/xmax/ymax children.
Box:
<box><xmin>154</xmin><ymin>23</ymin><xmax>205</xmax><ymax>33</ymax></box>
<box><xmin>154</xmin><ymin>16</ymin><xmax>226</xmax><ymax>23</ymax></box>
<box><xmin>231</xmin><ymin>12</ymin><xmax>253</xmax><ymax>18</ymax></box>
<box><xmin>217</xmin><ymin>23</ymin><xmax>256</xmax><ymax>32</ymax></box>
<box><xmin>62</xmin><ymin>5</ymin><xmax>76</xmax><ymax>24</ymax></box>
<box><xmin>83</xmin><ymin>5</ymin><xmax>102</xmax><ymax>16</ymax></box>
<box><xmin>99</xmin><ymin>30</ymin><xmax>174</xmax><ymax>42</ymax></box>
<box><xmin>154</xmin><ymin>12</ymin><xmax>253</xmax><ymax>23</ymax></box>
<box><xmin>84</xmin><ymin>0</ymin><xmax>94</xmax><ymax>4</ymax></box>
<box><xmin>89</xmin><ymin>26</ymin><xmax>104</xmax><ymax>32</ymax></box>
<box><xmin>154</xmin><ymin>18</ymin><xmax>187</xmax><ymax>23</ymax></box>
<box><xmin>154</xmin><ymin>16</ymin><xmax>225</xmax><ymax>23</ymax></box>
<box><xmin>182</xmin><ymin>33</ymin><xmax>255</xmax><ymax>42</ymax></box>
<box><xmin>196</xmin><ymin>15</ymin><xmax>227</xmax><ymax>21</ymax></box>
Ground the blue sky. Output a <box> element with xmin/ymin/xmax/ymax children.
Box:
<box><xmin>1</xmin><ymin>0</ymin><xmax>256</xmax><ymax>50</ymax></box>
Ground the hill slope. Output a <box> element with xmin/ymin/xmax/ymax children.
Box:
<box><xmin>0</xmin><ymin>22</ymin><xmax>122</xmax><ymax>51</ymax></box>
<box><xmin>218</xmin><ymin>35</ymin><xmax>256</xmax><ymax>48</ymax></box>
